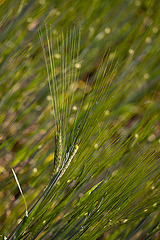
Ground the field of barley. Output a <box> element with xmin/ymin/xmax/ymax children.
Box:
<box><xmin>0</xmin><ymin>0</ymin><xmax>160</xmax><ymax>239</ymax></box>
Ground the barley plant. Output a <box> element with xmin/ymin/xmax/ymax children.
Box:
<box><xmin>0</xmin><ymin>0</ymin><xmax>160</xmax><ymax>239</ymax></box>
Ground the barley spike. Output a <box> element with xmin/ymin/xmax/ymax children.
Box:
<box><xmin>52</xmin><ymin>131</ymin><xmax>62</xmax><ymax>174</ymax></box>
<box><xmin>60</xmin><ymin>144</ymin><xmax>79</xmax><ymax>176</ymax></box>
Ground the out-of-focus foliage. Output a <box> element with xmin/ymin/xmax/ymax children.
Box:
<box><xmin>0</xmin><ymin>0</ymin><xmax>160</xmax><ymax>239</ymax></box>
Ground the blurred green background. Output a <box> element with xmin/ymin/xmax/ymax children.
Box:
<box><xmin>0</xmin><ymin>0</ymin><xmax>160</xmax><ymax>239</ymax></box>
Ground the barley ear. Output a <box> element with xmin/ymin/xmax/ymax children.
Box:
<box><xmin>52</xmin><ymin>131</ymin><xmax>62</xmax><ymax>174</ymax></box>
<box><xmin>60</xmin><ymin>144</ymin><xmax>79</xmax><ymax>177</ymax></box>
